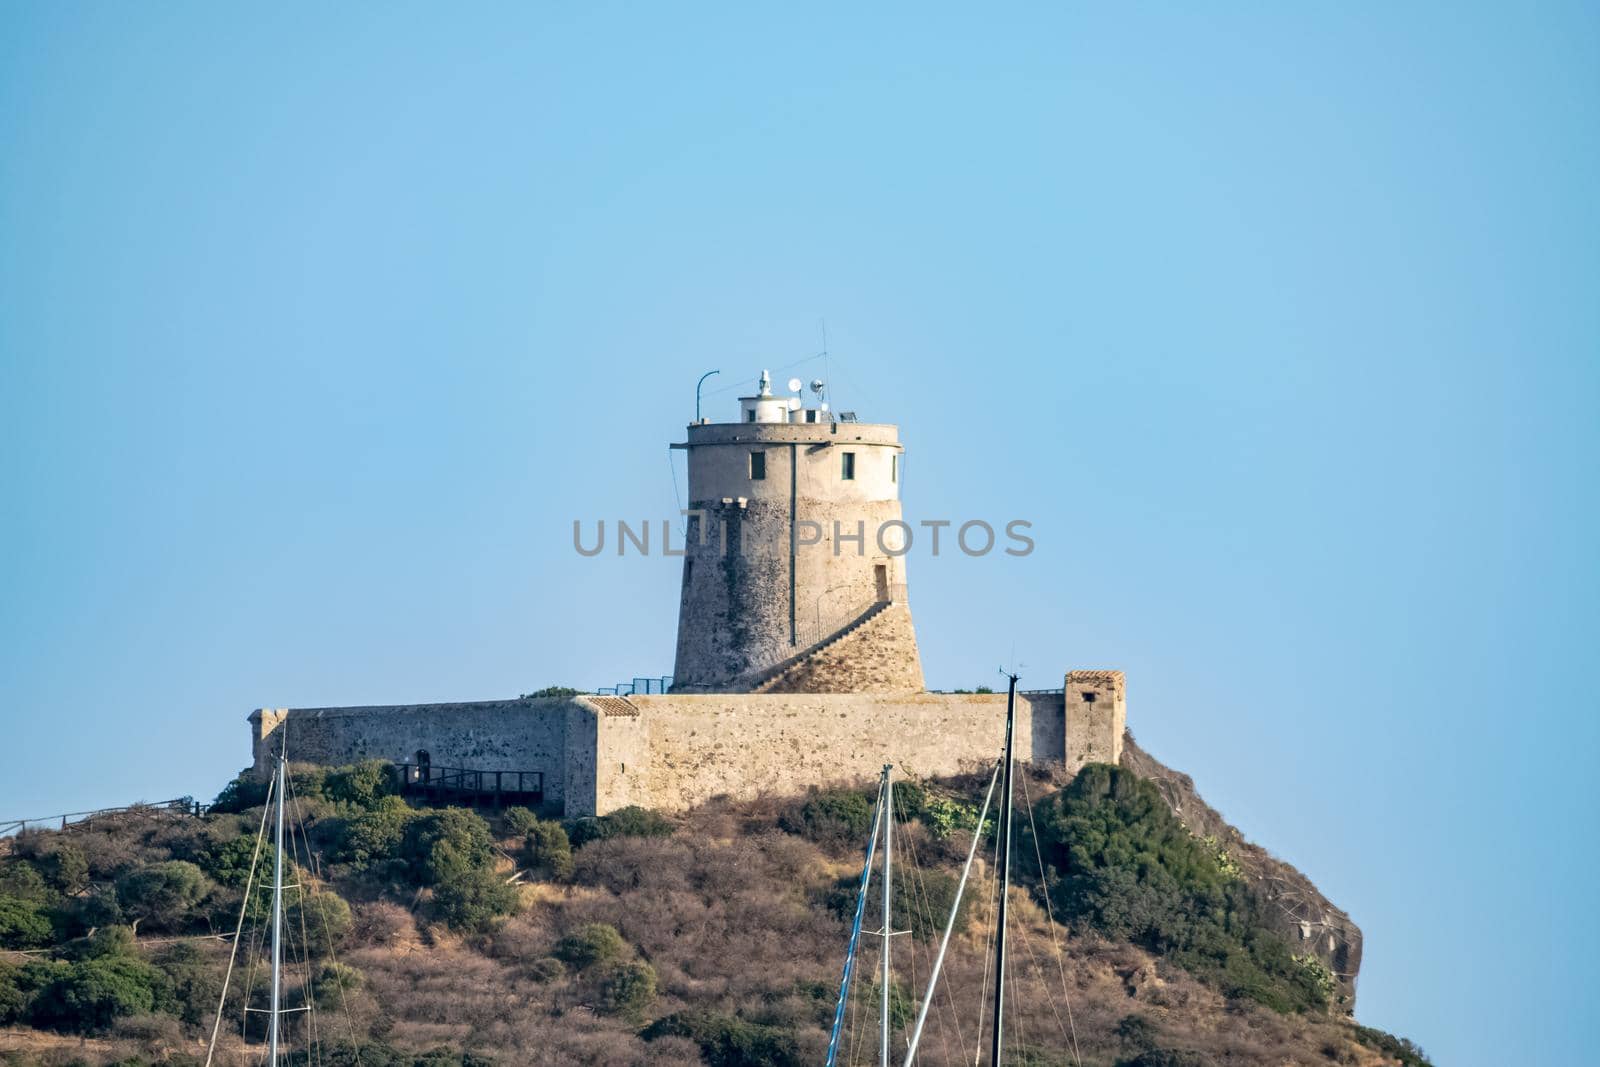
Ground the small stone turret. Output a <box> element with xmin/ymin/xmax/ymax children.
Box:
<box><xmin>669</xmin><ymin>370</ymin><xmax>924</xmax><ymax>693</ymax></box>
<box><xmin>1065</xmin><ymin>670</ymin><xmax>1126</xmax><ymax>771</ymax></box>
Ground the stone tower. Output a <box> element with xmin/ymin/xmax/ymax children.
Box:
<box><xmin>670</xmin><ymin>370</ymin><xmax>925</xmax><ymax>693</ymax></box>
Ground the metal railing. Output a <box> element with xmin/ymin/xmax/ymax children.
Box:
<box><xmin>595</xmin><ymin>675</ymin><xmax>674</xmax><ymax>696</ymax></box>
<box><xmin>394</xmin><ymin>764</ymin><xmax>545</xmax><ymax>804</ymax></box>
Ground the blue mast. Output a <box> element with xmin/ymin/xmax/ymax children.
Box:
<box><xmin>825</xmin><ymin>765</ymin><xmax>891</xmax><ymax>1067</ymax></box>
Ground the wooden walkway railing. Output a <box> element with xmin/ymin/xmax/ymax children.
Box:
<box><xmin>0</xmin><ymin>799</ymin><xmax>200</xmax><ymax>839</ymax></box>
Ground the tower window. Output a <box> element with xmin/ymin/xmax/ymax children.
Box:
<box><xmin>891</xmin><ymin>454</ymin><xmax>898</xmax><ymax>482</ymax></box>
<box><xmin>805</xmin><ymin>409</ymin><xmax>818</xmax><ymax>423</ymax></box>
<box><xmin>746</xmin><ymin>409</ymin><xmax>757</xmax><ymax>423</ymax></box>
<box><xmin>841</xmin><ymin>452</ymin><xmax>856</xmax><ymax>480</ymax></box>
<box><xmin>749</xmin><ymin>451</ymin><xmax>767</xmax><ymax>480</ymax></box>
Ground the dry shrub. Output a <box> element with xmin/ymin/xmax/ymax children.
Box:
<box><xmin>350</xmin><ymin>899</ymin><xmax>417</xmax><ymax>946</ymax></box>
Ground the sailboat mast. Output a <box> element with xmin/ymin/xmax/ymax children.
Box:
<box><xmin>826</xmin><ymin>766</ymin><xmax>890</xmax><ymax>1067</ymax></box>
<box><xmin>881</xmin><ymin>764</ymin><xmax>893</xmax><ymax>1067</ymax></box>
<box><xmin>989</xmin><ymin>673</ymin><xmax>1018</xmax><ymax>1065</ymax></box>
<box><xmin>268</xmin><ymin>746</ymin><xmax>286</xmax><ymax>1066</ymax></box>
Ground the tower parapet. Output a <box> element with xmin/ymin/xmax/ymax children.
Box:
<box><xmin>670</xmin><ymin>370</ymin><xmax>924</xmax><ymax>693</ymax></box>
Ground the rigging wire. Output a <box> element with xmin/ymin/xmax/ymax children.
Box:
<box><xmin>971</xmin><ymin>815</ymin><xmax>1003</xmax><ymax>1063</ymax></box>
<box><xmin>287</xmin><ymin>773</ymin><xmax>366</xmax><ymax>1067</ymax></box>
<box><xmin>1018</xmin><ymin>773</ymin><xmax>1084</xmax><ymax>1067</ymax></box>
<box><xmin>205</xmin><ymin>771</ymin><xmax>276</xmax><ymax>1067</ymax></box>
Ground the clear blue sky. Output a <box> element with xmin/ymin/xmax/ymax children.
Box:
<box><xmin>2</xmin><ymin>4</ymin><xmax>1595</xmax><ymax>1063</ymax></box>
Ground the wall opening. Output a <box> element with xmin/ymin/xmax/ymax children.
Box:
<box><xmin>749</xmin><ymin>451</ymin><xmax>767</xmax><ymax>479</ymax></box>
<box><xmin>841</xmin><ymin>452</ymin><xmax>856</xmax><ymax>480</ymax></box>
<box><xmin>874</xmin><ymin>564</ymin><xmax>889</xmax><ymax>601</ymax></box>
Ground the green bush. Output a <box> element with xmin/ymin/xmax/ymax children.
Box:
<box><xmin>66</xmin><ymin>924</ymin><xmax>137</xmax><ymax>961</ymax></box>
<box><xmin>200</xmin><ymin>835</ymin><xmax>277</xmax><ymax>888</ymax></box>
<box><xmin>522</xmin><ymin>686</ymin><xmax>580</xmax><ymax>698</ymax></box>
<box><xmin>1116</xmin><ymin>1013</ymin><xmax>1159</xmax><ymax>1051</ymax></box>
<box><xmin>1353</xmin><ymin>1025</ymin><xmax>1434</xmax><ymax>1067</ymax></box>
<box><xmin>566</xmin><ymin>806</ymin><xmax>674</xmax><ymax>848</ymax></box>
<box><xmin>403</xmin><ymin>808</ymin><xmax>496</xmax><ymax>885</ymax></box>
<box><xmin>29</xmin><ymin>955</ymin><xmax>170</xmax><ymax>1033</ymax></box>
<box><xmin>524</xmin><ymin>820</ymin><xmax>574</xmax><ymax>880</ymax></box>
<box><xmin>156</xmin><ymin>942</ymin><xmax>222</xmax><ymax>1026</ymax></box>
<box><xmin>431</xmin><ymin>869</ymin><xmax>519</xmax><ymax>934</ymax></box>
<box><xmin>0</xmin><ymin>861</ymin><xmax>51</xmax><ymax>904</ymax></box>
<box><xmin>501</xmin><ymin>806</ymin><xmax>540</xmax><ymax>837</ymax></box>
<box><xmin>1031</xmin><ymin>764</ymin><xmax>1329</xmax><ymax>1014</ymax></box>
<box><xmin>920</xmin><ymin>794</ymin><xmax>984</xmax><ymax>840</ymax></box>
<box><xmin>779</xmin><ymin>789</ymin><xmax>875</xmax><ymax>847</ymax></box>
<box><xmin>311</xmin><ymin>962</ymin><xmax>364</xmax><ymax>1008</ymax></box>
<box><xmin>0</xmin><ymin>896</ymin><xmax>53</xmax><ymax>949</ymax></box>
<box><xmin>866</xmin><ymin>979</ymin><xmax>912</xmax><ymax>1032</ymax></box>
<box><xmin>33</xmin><ymin>842</ymin><xmax>89</xmax><ymax>896</ymax></box>
<box><xmin>891</xmin><ymin>780</ymin><xmax>927</xmax><ymax>822</ymax></box>
<box><xmin>338</xmin><ymin>802</ymin><xmax>417</xmax><ymax>868</ymax></box>
<box><xmin>553</xmin><ymin>922</ymin><xmax>625</xmax><ymax>968</ymax></box>
<box><xmin>210</xmin><ymin>770</ymin><xmax>269</xmax><ymax>813</ymax></box>
<box><xmin>643</xmin><ymin>1011</ymin><xmax>803</xmax><ymax>1067</ymax></box>
<box><xmin>0</xmin><ymin>961</ymin><xmax>29</xmax><ymax>1025</ymax></box>
<box><xmin>824</xmin><ymin>866</ymin><xmax>968</xmax><ymax>942</ymax></box>
<box><xmin>325</xmin><ymin>761</ymin><xmax>398</xmax><ymax>809</ymax></box>
<box><xmin>289</xmin><ymin>889</ymin><xmax>353</xmax><ymax>951</ymax></box>
<box><xmin>114</xmin><ymin>861</ymin><xmax>211</xmax><ymax>933</ymax></box>
<box><xmin>596</xmin><ymin>960</ymin><xmax>657</xmax><ymax>1019</ymax></box>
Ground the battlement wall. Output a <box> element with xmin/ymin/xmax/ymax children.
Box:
<box><xmin>247</xmin><ymin>679</ymin><xmax>1124</xmax><ymax>818</ymax></box>
<box><xmin>249</xmin><ymin>698</ymin><xmax>572</xmax><ymax>811</ymax></box>
<box><xmin>593</xmin><ymin>690</ymin><xmax>1069</xmax><ymax>815</ymax></box>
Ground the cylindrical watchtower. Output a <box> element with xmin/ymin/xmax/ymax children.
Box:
<box><xmin>670</xmin><ymin>371</ymin><xmax>924</xmax><ymax>693</ymax></box>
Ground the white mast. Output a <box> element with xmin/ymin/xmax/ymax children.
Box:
<box><xmin>881</xmin><ymin>764</ymin><xmax>893</xmax><ymax>1067</ymax></box>
<box><xmin>268</xmin><ymin>746</ymin><xmax>286</xmax><ymax>1066</ymax></box>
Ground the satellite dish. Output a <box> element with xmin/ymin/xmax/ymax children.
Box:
<box><xmin>810</xmin><ymin>379</ymin><xmax>826</xmax><ymax>395</ymax></box>
<box><xmin>820</xmin><ymin>402</ymin><xmax>830</xmax><ymax>412</ymax></box>
<box><xmin>787</xmin><ymin>397</ymin><xmax>802</xmax><ymax>411</ymax></box>
<box><xmin>787</xmin><ymin>377</ymin><xmax>803</xmax><ymax>393</ymax></box>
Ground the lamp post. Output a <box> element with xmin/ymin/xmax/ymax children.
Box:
<box><xmin>695</xmin><ymin>370</ymin><xmax>720</xmax><ymax>422</ymax></box>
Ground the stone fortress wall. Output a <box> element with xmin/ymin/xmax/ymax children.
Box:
<box><xmin>247</xmin><ymin>376</ymin><xmax>1125</xmax><ymax>819</ymax></box>
<box><xmin>249</xmin><ymin>673</ymin><xmax>1126</xmax><ymax>818</ymax></box>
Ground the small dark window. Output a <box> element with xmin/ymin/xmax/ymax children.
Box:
<box><xmin>841</xmin><ymin>452</ymin><xmax>856</xmax><ymax>480</ymax></box>
<box><xmin>1081</xmin><ymin>691</ymin><xmax>1097</xmax><ymax>703</ymax></box>
<box><xmin>891</xmin><ymin>454</ymin><xmax>898</xmax><ymax>482</ymax></box>
<box><xmin>750</xmin><ymin>451</ymin><xmax>766</xmax><ymax>479</ymax></box>
<box><xmin>805</xmin><ymin>409</ymin><xmax>818</xmax><ymax>423</ymax></box>
<box><xmin>746</xmin><ymin>409</ymin><xmax>757</xmax><ymax>423</ymax></box>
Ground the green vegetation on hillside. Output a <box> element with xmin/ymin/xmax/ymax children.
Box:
<box><xmin>0</xmin><ymin>762</ymin><xmax>1431</xmax><ymax>1067</ymax></box>
<box><xmin>1027</xmin><ymin>763</ymin><xmax>1338</xmax><ymax>1014</ymax></box>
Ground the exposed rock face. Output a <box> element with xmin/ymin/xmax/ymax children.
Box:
<box><xmin>1121</xmin><ymin>732</ymin><xmax>1364</xmax><ymax>1011</ymax></box>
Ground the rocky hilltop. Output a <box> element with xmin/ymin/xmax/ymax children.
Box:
<box><xmin>1122</xmin><ymin>734</ymin><xmax>1364</xmax><ymax>1009</ymax></box>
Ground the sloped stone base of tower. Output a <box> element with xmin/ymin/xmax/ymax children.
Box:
<box><xmin>750</xmin><ymin>600</ymin><xmax>924</xmax><ymax>694</ymax></box>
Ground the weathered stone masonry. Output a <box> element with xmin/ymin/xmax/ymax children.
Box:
<box><xmin>245</xmin><ymin>375</ymin><xmax>1127</xmax><ymax>817</ymax></box>
<box><xmin>249</xmin><ymin>672</ymin><xmax>1127</xmax><ymax>818</ymax></box>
